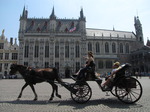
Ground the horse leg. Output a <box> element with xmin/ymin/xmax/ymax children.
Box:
<box><xmin>18</xmin><ymin>83</ymin><xmax>28</xmax><ymax>99</ymax></box>
<box><xmin>48</xmin><ymin>82</ymin><xmax>55</xmax><ymax>101</ymax></box>
<box><xmin>54</xmin><ymin>83</ymin><xmax>61</xmax><ymax>99</ymax></box>
<box><xmin>29</xmin><ymin>84</ymin><xmax>38</xmax><ymax>101</ymax></box>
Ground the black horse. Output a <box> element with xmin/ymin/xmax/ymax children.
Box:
<box><xmin>9</xmin><ymin>64</ymin><xmax>63</xmax><ymax>101</ymax></box>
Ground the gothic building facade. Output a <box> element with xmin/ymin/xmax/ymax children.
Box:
<box><xmin>18</xmin><ymin>7</ymin><xmax>144</xmax><ymax>77</ymax></box>
<box><xmin>0</xmin><ymin>30</ymin><xmax>18</xmax><ymax>78</ymax></box>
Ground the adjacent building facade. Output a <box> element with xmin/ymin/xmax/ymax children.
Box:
<box><xmin>18</xmin><ymin>7</ymin><xmax>144</xmax><ymax>77</ymax></box>
<box><xmin>0</xmin><ymin>30</ymin><xmax>18</xmax><ymax>78</ymax></box>
<box><xmin>131</xmin><ymin>41</ymin><xmax>150</xmax><ymax>75</ymax></box>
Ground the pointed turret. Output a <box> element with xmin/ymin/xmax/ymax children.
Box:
<box><xmin>79</xmin><ymin>8</ymin><xmax>85</xmax><ymax>21</ymax></box>
<box><xmin>146</xmin><ymin>39</ymin><xmax>150</xmax><ymax>47</ymax></box>
<box><xmin>79</xmin><ymin>8</ymin><xmax>86</xmax><ymax>33</ymax></box>
<box><xmin>0</xmin><ymin>29</ymin><xmax>5</xmax><ymax>40</ymax></box>
<box><xmin>20</xmin><ymin>6</ymin><xmax>28</xmax><ymax>19</ymax></box>
<box><xmin>50</xmin><ymin>6</ymin><xmax>56</xmax><ymax>20</ymax></box>
<box><xmin>134</xmin><ymin>16</ymin><xmax>143</xmax><ymax>43</ymax></box>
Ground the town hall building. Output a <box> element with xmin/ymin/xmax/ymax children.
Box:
<box><xmin>18</xmin><ymin>7</ymin><xmax>144</xmax><ymax>77</ymax></box>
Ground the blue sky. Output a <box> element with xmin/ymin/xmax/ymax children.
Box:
<box><xmin>0</xmin><ymin>0</ymin><xmax>150</xmax><ymax>44</ymax></box>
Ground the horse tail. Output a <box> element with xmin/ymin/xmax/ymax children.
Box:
<box><xmin>53</xmin><ymin>67</ymin><xmax>63</xmax><ymax>83</ymax></box>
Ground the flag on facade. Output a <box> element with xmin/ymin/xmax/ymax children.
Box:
<box><xmin>69</xmin><ymin>27</ymin><xmax>76</xmax><ymax>32</ymax></box>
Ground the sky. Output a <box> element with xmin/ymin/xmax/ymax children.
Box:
<box><xmin>0</xmin><ymin>0</ymin><xmax>150</xmax><ymax>45</ymax></box>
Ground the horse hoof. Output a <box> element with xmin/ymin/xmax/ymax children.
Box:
<box><xmin>33</xmin><ymin>98</ymin><xmax>37</xmax><ymax>101</ymax></box>
<box><xmin>57</xmin><ymin>95</ymin><xmax>61</xmax><ymax>99</ymax></box>
<box><xmin>49</xmin><ymin>98</ymin><xmax>53</xmax><ymax>101</ymax></box>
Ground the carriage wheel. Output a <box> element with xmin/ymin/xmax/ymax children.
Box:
<box><xmin>71</xmin><ymin>82</ymin><xmax>92</xmax><ymax>103</ymax></box>
<box><xmin>115</xmin><ymin>77</ymin><xmax>142</xmax><ymax>104</ymax></box>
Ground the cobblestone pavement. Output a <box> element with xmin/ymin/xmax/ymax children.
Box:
<box><xmin>0</xmin><ymin>77</ymin><xmax>150</xmax><ymax>112</ymax></box>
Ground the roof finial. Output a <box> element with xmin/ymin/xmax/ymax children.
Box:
<box><xmin>113</xmin><ymin>25</ymin><xmax>115</xmax><ymax>31</ymax></box>
<box><xmin>50</xmin><ymin>6</ymin><xmax>56</xmax><ymax>19</ymax></box>
<box><xmin>2</xmin><ymin>29</ymin><xmax>5</xmax><ymax>34</ymax></box>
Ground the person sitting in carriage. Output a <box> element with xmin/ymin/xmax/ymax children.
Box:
<box><xmin>72</xmin><ymin>51</ymin><xmax>95</xmax><ymax>81</ymax></box>
<box><xmin>101</xmin><ymin>61</ymin><xmax>121</xmax><ymax>90</ymax></box>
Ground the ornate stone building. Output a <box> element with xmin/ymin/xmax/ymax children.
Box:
<box><xmin>18</xmin><ymin>7</ymin><xmax>144</xmax><ymax>77</ymax></box>
<box><xmin>0</xmin><ymin>30</ymin><xmax>18</xmax><ymax>78</ymax></box>
<box><xmin>130</xmin><ymin>40</ymin><xmax>150</xmax><ymax>75</ymax></box>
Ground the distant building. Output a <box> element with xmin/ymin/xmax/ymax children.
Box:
<box><xmin>18</xmin><ymin>7</ymin><xmax>144</xmax><ymax>78</ymax></box>
<box><xmin>0</xmin><ymin>30</ymin><xmax>19</xmax><ymax>78</ymax></box>
<box><xmin>131</xmin><ymin>45</ymin><xmax>150</xmax><ymax>75</ymax></box>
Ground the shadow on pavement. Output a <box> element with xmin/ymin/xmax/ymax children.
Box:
<box><xmin>57</xmin><ymin>98</ymin><xmax>143</xmax><ymax>110</ymax></box>
<box><xmin>0</xmin><ymin>98</ymin><xmax>143</xmax><ymax>110</ymax></box>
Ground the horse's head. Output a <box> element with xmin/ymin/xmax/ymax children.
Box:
<box><xmin>9</xmin><ymin>64</ymin><xmax>18</xmax><ymax>75</ymax></box>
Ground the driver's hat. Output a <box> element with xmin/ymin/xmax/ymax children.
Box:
<box><xmin>113</xmin><ymin>62</ymin><xmax>120</xmax><ymax>66</ymax></box>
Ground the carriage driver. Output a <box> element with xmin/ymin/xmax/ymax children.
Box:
<box><xmin>74</xmin><ymin>51</ymin><xmax>95</xmax><ymax>80</ymax></box>
<box><xmin>101</xmin><ymin>61</ymin><xmax>121</xmax><ymax>90</ymax></box>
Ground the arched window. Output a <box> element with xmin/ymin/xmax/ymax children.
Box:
<box><xmin>96</xmin><ymin>42</ymin><xmax>100</xmax><ymax>53</ymax></box>
<box><xmin>34</xmin><ymin>41</ymin><xmax>39</xmax><ymax>58</ymax></box>
<box><xmin>55</xmin><ymin>42</ymin><xmax>59</xmax><ymax>58</ymax></box>
<box><xmin>65</xmin><ymin>42</ymin><xmax>69</xmax><ymax>58</ymax></box>
<box><xmin>125</xmin><ymin>43</ymin><xmax>129</xmax><ymax>53</ymax></box>
<box><xmin>45</xmin><ymin>42</ymin><xmax>49</xmax><ymax>58</ymax></box>
<box><xmin>75</xmin><ymin>42</ymin><xmax>80</xmax><ymax>58</ymax></box>
<box><xmin>24</xmin><ymin>41</ymin><xmax>29</xmax><ymax>58</ymax></box>
<box><xmin>105</xmin><ymin>42</ymin><xmax>109</xmax><ymax>53</ymax></box>
<box><xmin>112</xmin><ymin>43</ymin><xmax>116</xmax><ymax>53</ymax></box>
<box><xmin>119</xmin><ymin>43</ymin><xmax>123</xmax><ymax>53</ymax></box>
<box><xmin>88</xmin><ymin>42</ymin><xmax>92</xmax><ymax>51</ymax></box>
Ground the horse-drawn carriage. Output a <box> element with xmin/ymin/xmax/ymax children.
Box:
<box><xmin>9</xmin><ymin>63</ymin><xmax>142</xmax><ymax>104</ymax></box>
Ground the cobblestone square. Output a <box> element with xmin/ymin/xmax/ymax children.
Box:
<box><xmin>0</xmin><ymin>77</ymin><xmax>150</xmax><ymax>112</ymax></box>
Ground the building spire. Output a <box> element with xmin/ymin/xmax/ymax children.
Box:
<box><xmin>134</xmin><ymin>16</ymin><xmax>143</xmax><ymax>43</ymax></box>
<box><xmin>50</xmin><ymin>6</ymin><xmax>56</xmax><ymax>20</ymax></box>
<box><xmin>21</xmin><ymin>6</ymin><xmax>28</xmax><ymax>19</ymax></box>
<box><xmin>79</xmin><ymin>7</ymin><xmax>85</xmax><ymax>21</ymax></box>
<box><xmin>146</xmin><ymin>38</ymin><xmax>150</xmax><ymax>46</ymax></box>
<box><xmin>113</xmin><ymin>25</ymin><xmax>115</xmax><ymax>31</ymax></box>
<box><xmin>1</xmin><ymin>29</ymin><xmax>5</xmax><ymax>40</ymax></box>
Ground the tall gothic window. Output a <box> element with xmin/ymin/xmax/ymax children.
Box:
<box><xmin>0</xmin><ymin>43</ymin><xmax>4</xmax><ymax>49</ymax></box>
<box><xmin>45</xmin><ymin>62</ymin><xmax>49</xmax><ymax>68</ymax></box>
<box><xmin>76</xmin><ymin>62</ymin><xmax>80</xmax><ymax>72</ymax></box>
<box><xmin>5</xmin><ymin>53</ymin><xmax>9</xmax><ymax>60</ymax></box>
<box><xmin>88</xmin><ymin>42</ymin><xmax>92</xmax><ymax>51</ymax></box>
<box><xmin>98</xmin><ymin>61</ymin><xmax>103</xmax><ymax>69</ymax></box>
<box><xmin>55</xmin><ymin>62</ymin><xmax>59</xmax><ymax>71</ymax></box>
<box><xmin>112</xmin><ymin>43</ymin><xmax>116</xmax><ymax>53</ymax></box>
<box><xmin>65</xmin><ymin>42</ymin><xmax>69</xmax><ymax>58</ymax></box>
<box><xmin>12</xmin><ymin>53</ymin><xmax>18</xmax><ymax>60</ymax></box>
<box><xmin>24</xmin><ymin>42</ymin><xmax>29</xmax><ymax>58</ymax></box>
<box><xmin>105</xmin><ymin>42</ymin><xmax>109</xmax><ymax>53</ymax></box>
<box><xmin>45</xmin><ymin>43</ymin><xmax>49</xmax><ymax>58</ymax></box>
<box><xmin>24</xmin><ymin>62</ymin><xmax>28</xmax><ymax>66</ymax></box>
<box><xmin>34</xmin><ymin>42</ymin><xmax>39</xmax><ymax>58</ymax></box>
<box><xmin>55</xmin><ymin>42</ymin><xmax>59</xmax><ymax>58</ymax></box>
<box><xmin>119</xmin><ymin>43</ymin><xmax>123</xmax><ymax>53</ymax></box>
<box><xmin>96</xmin><ymin>42</ymin><xmax>100</xmax><ymax>53</ymax></box>
<box><xmin>125</xmin><ymin>43</ymin><xmax>129</xmax><ymax>53</ymax></box>
<box><xmin>106</xmin><ymin>61</ymin><xmax>112</xmax><ymax>68</ymax></box>
<box><xmin>75</xmin><ymin>42</ymin><xmax>80</xmax><ymax>58</ymax></box>
<box><xmin>0</xmin><ymin>53</ymin><xmax>3</xmax><ymax>59</ymax></box>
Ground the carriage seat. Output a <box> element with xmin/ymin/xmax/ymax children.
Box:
<box><xmin>115</xmin><ymin>63</ymin><xmax>131</xmax><ymax>78</ymax></box>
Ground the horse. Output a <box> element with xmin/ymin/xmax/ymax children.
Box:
<box><xmin>9</xmin><ymin>63</ymin><xmax>63</xmax><ymax>101</ymax></box>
